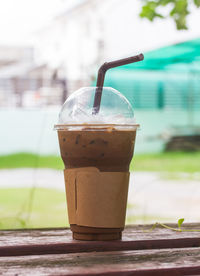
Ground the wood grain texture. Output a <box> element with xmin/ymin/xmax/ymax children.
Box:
<box><xmin>0</xmin><ymin>223</ymin><xmax>200</xmax><ymax>257</ymax></box>
<box><xmin>1</xmin><ymin>247</ymin><xmax>200</xmax><ymax>275</ymax></box>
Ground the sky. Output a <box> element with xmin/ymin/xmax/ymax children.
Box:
<box><xmin>0</xmin><ymin>0</ymin><xmax>69</xmax><ymax>45</ymax></box>
<box><xmin>0</xmin><ymin>0</ymin><xmax>199</xmax><ymax>49</ymax></box>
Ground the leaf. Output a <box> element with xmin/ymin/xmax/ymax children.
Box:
<box><xmin>175</xmin><ymin>16</ymin><xmax>188</xmax><ymax>30</ymax></box>
<box><xmin>140</xmin><ymin>2</ymin><xmax>164</xmax><ymax>21</ymax></box>
<box><xmin>178</xmin><ymin>218</ymin><xmax>185</xmax><ymax>228</ymax></box>
<box><xmin>194</xmin><ymin>0</ymin><xmax>200</xmax><ymax>7</ymax></box>
<box><xmin>170</xmin><ymin>0</ymin><xmax>189</xmax><ymax>30</ymax></box>
<box><xmin>140</xmin><ymin>0</ymin><xmax>200</xmax><ymax>30</ymax></box>
<box><xmin>159</xmin><ymin>0</ymin><xmax>175</xmax><ymax>6</ymax></box>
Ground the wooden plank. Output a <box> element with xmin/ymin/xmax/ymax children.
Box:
<box><xmin>0</xmin><ymin>247</ymin><xmax>200</xmax><ymax>275</ymax></box>
<box><xmin>0</xmin><ymin>223</ymin><xmax>200</xmax><ymax>257</ymax></box>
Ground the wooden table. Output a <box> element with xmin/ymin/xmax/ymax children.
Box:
<box><xmin>1</xmin><ymin>223</ymin><xmax>200</xmax><ymax>275</ymax></box>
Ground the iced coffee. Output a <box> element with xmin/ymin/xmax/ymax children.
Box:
<box><xmin>58</xmin><ymin>127</ymin><xmax>136</xmax><ymax>172</ymax></box>
<box><xmin>55</xmin><ymin>86</ymin><xmax>139</xmax><ymax>240</ymax></box>
<box><xmin>58</xmin><ymin>126</ymin><xmax>137</xmax><ymax>240</ymax></box>
<box><xmin>55</xmin><ymin>54</ymin><xmax>143</xmax><ymax>240</ymax></box>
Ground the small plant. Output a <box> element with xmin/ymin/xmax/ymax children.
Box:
<box><xmin>178</xmin><ymin>218</ymin><xmax>184</xmax><ymax>229</ymax></box>
<box><xmin>146</xmin><ymin>218</ymin><xmax>200</xmax><ymax>232</ymax></box>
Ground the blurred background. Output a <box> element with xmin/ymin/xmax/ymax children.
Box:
<box><xmin>0</xmin><ymin>0</ymin><xmax>200</xmax><ymax>229</ymax></box>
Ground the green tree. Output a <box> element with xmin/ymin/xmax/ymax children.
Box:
<box><xmin>140</xmin><ymin>0</ymin><xmax>200</xmax><ymax>30</ymax></box>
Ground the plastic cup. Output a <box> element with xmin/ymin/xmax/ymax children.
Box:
<box><xmin>55</xmin><ymin>87</ymin><xmax>139</xmax><ymax>240</ymax></box>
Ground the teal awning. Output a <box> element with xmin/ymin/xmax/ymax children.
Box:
<box><xmin>101</xmin><ymin>38</ymin><xmax>200</xmax><ymax>109</ymax></box>
<box><xmin>114</xmin><ymin>38</ymin><xmax>200</xmax><ymax>71</ymax></box>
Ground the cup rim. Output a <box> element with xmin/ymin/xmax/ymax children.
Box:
<box><xmin>54</xmin><ymin>123</ymin><xmax>140</xmax><ymax>130</ymax></box>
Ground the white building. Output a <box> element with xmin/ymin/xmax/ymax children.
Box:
<box><xmin>34</xmin><ymin>0</ymin><xmax>200</xmax><ymax>92</ymax></box>
<box><xmin>34</xmin><ymin>0</ymin><xmax>108</xmax><ymax>90</ymax></box>
<box><xmin>0</xmin><ymin>45</ymin><xmax>62</xmax><ymax>107</ymax></box>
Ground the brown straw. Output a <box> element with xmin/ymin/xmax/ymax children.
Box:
<box><xmin>92</xmin><ymin>53</ymin><xmax>144</xmax><ymax>114</ymax></box>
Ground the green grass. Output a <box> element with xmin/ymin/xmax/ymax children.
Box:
<box><xmin>1</xmin><ymin>152</ymin><xmax>199</xmax><ymax>230</ymax></box>
<box><xmin>131</xmin><ymin>151</ymin><xmax>200</xmax><ymax>173</ymax></box>
<box><xmin>0</xmin><ymin>187</ymin><xmax>167</xmax><ymax>229</ymax></box>
<box><xmin>0</xmin><ymin>153</ymin><xmax>64</xmax><ymax>170</ymax></box>
<box><xmin>0</xmin><ymin>152</ymin><xmax>200</xmax><ymax>173</ymax></box>
<box><xmin>0</xmin><ymin>188</ymin><xmax>68</xmax><ymax>229</ymax></box>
